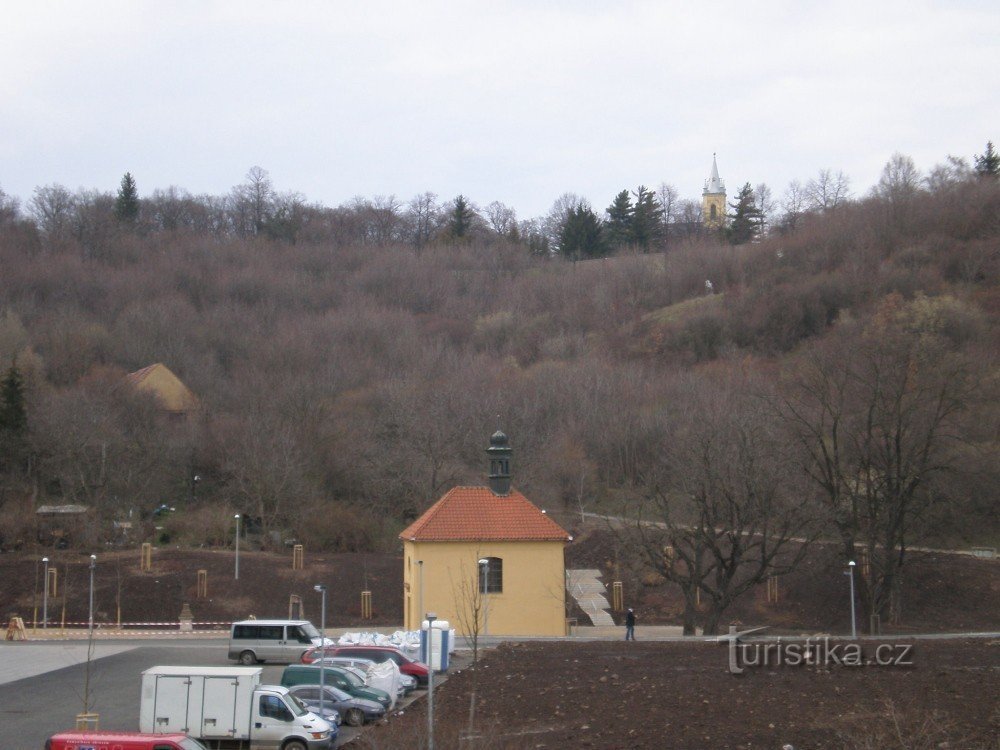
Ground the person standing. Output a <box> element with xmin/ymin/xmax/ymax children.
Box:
<box><xmin>625</xmin><ymin>608</ymin><xmax>636</xmax><ymax>640</ymax></box>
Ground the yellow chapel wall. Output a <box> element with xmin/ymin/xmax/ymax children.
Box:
<box><xmin>402</xmin><ymin>539</ymin><xmax>567</xmax><ymax>637</ymax></box>
<box><xmin>702</xmin><ymin>193</ymin><xmax>726</xmax><ymax>228</ymax></box>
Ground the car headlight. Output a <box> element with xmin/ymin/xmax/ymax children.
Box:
<box><xmin>310</xmin><ymin>730</ymin><xmax>329</xmax><ymax>739</ymax></box>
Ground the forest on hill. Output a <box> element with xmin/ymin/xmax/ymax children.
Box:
<box><xmin>0</xmin><ymin>148</ymin><xmax>997</xmax><ymax>631</ymax></box>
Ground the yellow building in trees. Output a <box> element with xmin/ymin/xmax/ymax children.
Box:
<box><xmin>125</xmin><ymin>363</ymin><xmax>199</xmax><ymax>417</ymax></box>
<box><xmin>399</xmin><ymin>431</ymin><xmax>571</xmax><ymax>637</ymax></box>
<box><xmin>702</xmin><ymin>153</ymin><xmax>727</xmax><ymax>228</ymax></box>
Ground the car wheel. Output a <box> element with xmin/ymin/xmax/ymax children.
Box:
<box><xmin>347</xmin><ymin>708</ymin><xmax>366</xmax><ymax>727</ymax></box>
<box><xmin>239</xmin><ymin>650</ymin><xmax>257</xmax><ymax>665</ymax></box>
<box><xmin>282</xmin><ymin>740</ymin><xmax>308</xmax><ymax>750</ymax></box>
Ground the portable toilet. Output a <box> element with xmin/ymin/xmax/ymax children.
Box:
<box><xmin>420</xmin><ymin>619</ymin><xmax>450</xmax><ymax>671</ymax></box>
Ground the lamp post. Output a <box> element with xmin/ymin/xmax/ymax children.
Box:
<box><xmin>417</xmin><ymin>560</ymin><xmax>424</xmax><ymax>631</ymax></box>
<box><xmin>88</xmin><ymin>555</ymin><xmax>96</xmax><ymax>634</ymax></box>
<box><xmin>314</xmin><ymin>584</ymin><xmax>327</xmax><ymax>717</ymax></box>
<box><xmin>425</xmin><ymin>611</ymin><xmax>437</xmax><ymax>750</ymax></box>
<box><xmin>42</xmin><ymin>557</ymin><xmax>49</xmax><ymax>629</ymax></box>
<box><xmin>846</xmin><ymin>560</ymin><xmax>857</xmax><ymax>639</ymax></box>
<box><xmin>234</xmin><ymin>514</ymin><xmax>241</xmax><ymax>580</ymax></box>
<box><xmin>478</xmin><ymin>558</ymin><xmax>490</xmax><ymax>641</ymax></box>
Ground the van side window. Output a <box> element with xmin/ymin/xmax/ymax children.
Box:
<box><xmin>258</xmin><ymin>625</ymin><xmax>283</xmax><ymax>640</ymax></box>
<box><xmin>289</xmin><ymin>625</ymin><xmax>312</xmax><ymax>643</ymax></box>
<box><xmin>234</xmin><ymin>624</ymin><xmax>259</xmax><ymax>639</ymax></box>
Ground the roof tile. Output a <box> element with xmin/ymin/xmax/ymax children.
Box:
<box><xmin>399</xmin><ymin>486</ymin><xmax>570</xmax><ymax>542</ymax></box>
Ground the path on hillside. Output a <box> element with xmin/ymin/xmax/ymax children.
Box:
<box><xmin>565</xmin><ymin>569</ymin><xmax>615</xmax><ymax>627</ymax></box>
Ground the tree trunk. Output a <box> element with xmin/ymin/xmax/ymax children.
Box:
<box><xmin>681</xmin><ymin>590</ymin><xmax>698</xmax><ymax>636</ymax></box>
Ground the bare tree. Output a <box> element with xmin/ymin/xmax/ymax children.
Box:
<box><xmin>484</xmin><ymin>201</ymin><xmax>517</xmax><ymax>237</ymax></box>
<box><xmin>405</xmin><ymin>191</ymin><xmax>439</xmax><ymax>250</ymax></box>
<box><xmin>805</xmin><ymin>169</ymin><xmax>852</xmax><ymax>212</ymax></box>
<box><xmin>753</xmin><ymin>182</ymin><xmax>777</xmax><ymax>236</ymax></box>
<box><xmin>778</xmin><ymin>297</ymin><xmax>982</xmax><ymax>630</ymax></box>
<box><xmin>618</xmin><ymin>374</ymin><xmax>815</xmax><ymax>635</ymax></box>
<box><xmin>657</xmin><ymin>183</ymin><xmax>680</xmax><ymax>248</ymax></box>
<box><xmin>780</xmin><ymin>179</ymin><xmax>808</xmax><ymax>231</ymax></box>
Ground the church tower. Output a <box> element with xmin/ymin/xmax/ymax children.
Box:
<box><xmin>702</xmin><ymin>154</ymin><xmax>726</xmax><ymax>229</ymax></box>
<box><xmin>487</xmin><ymin>427</ymin><xmax>512</xmax><ymax>496</ymax></box>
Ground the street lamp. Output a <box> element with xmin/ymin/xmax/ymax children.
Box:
<box><xmin>425</xmin><ymin>611</ymin><xmax>437</xmax><ymax>750</ymax></box>
<box><xmin>478</xmin><ymin>558</ymin><xmax>490</xmax><ymax>640</ymax></box>
<box><xmin>314</xmin><ymin>584</ymin><xmax>327</xmax><ymax>718</ymax></box>
<box><xmin>846</xmin><ymin>560</ymin><xmax>857</xmax><ymax>639</ymax></box>
<box><xmin>417</xmin><ymin>560</ymin><xmax>424</xmax><ymax>631</ymax></box>
<box><xmin>42</xmin><ymin>557</ymin><xmax>49</xmax><ymax>630</ymax></box>
<box><xmin>234</xmin><ymin>514</ymin><xmax>241</xmax><ymax>580</ymax></box>
<box><xmin>88</xmin><ymin>555</ymin><xmax>97</xmax><ymax>634</ymax></box>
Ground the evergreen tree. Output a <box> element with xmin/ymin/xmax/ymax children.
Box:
<box><xmin>727</xmin><ymin>183</ymin><xmax>762</xmax><ymax>245</ymax></box>
<box><xmin>974</xmin><ymin>141</ymin><xmax>999</xmax><ymax>178</ymax></box>
<box><xmin>605</xmin><ymin>190</ymin><xmax>633</xmax><ymax>250</ymax></box>
<box><xmin>448</xmin><ymin>194</ymin><xmax>476</xmax><ymax>240</ymax></box>
<box><xmin>631</xmin><ymin>185</ymin><xmax>662</xmax><ymax>251</ymax></box>
<box><xmin>559</xmin><ymin>205</ymin><xmax>605</xmax><ymax>260</ymax></box>
<box><xmin>0</xmin><ymin>363</ymin><xmax>27</xmax><ymax>473</ymax></box>
<box><xmin>114</xmin><ymin>172</ymin><xmax>140</xmax><ymax>223</ymax></box>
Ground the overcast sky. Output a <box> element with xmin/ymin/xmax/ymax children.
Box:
<box><xmin>1</xmin><ymin>1</ymin><xmax>997</xmax><ymax>219</ymax></box>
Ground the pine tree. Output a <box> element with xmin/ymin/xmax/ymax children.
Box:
<box><xmin>114</xmin><ymin>172</ymin><xmax>140</xmax><ymax>223</ymax></box>
<box><xmin>559</xmin><ymin>206</ymin><xmax>605</xmax><ymax>260</ymax></box>
<box><xmin>630</xmin><ymin>185</ymin><xmax>662</xmax><ymax>251</ymax></box>
<box><xmin>727</xmin><ymin>183</ymin><xmax>762</xmax><ymax>245</ymax></box>
<box><xmin>605</xmin><ymin>190</ymin><xmax>633</xmax><ymax>250</ymax></box>
<box><xmin>0</xmin><ymin>363</ymin><xmax>27</xmax><ymax>473</ymax></box>
<box><xmin>974</xmin><ymin>141</ymin><xmax>999</xmax><ymax>178</ymax></box>
<box><xmin>448</xmin><ymin>195</ymin><xmax>475</xmax><ymax>240</ymax></box>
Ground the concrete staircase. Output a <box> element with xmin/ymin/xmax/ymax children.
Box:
<box><xmin>566</xmin><ymin>569</ymin><xmax>616</xmax><ymax>627</ymax></box>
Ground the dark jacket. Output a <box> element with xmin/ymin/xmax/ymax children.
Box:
<box><xmin>625</xmin><ymin>610</ymin><xmax>636</xmax><ymax>627</ymax></box>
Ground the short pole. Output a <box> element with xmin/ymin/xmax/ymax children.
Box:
<box><xmin>847</xmin><ymin>560</ymin><xmax>857</xmax><ymax>639</ymax></box>
<box><xmin>42</xmin><ymin>557</ymin><xmax>49</xmax><ymax>629</ymax></box>
<box><xmin>234</xmin><ymin>514</ymin><xmax>241</xmax><ymax>580</ymax></box>
<box><xmin>88</xmin><ymin>555</ymin><xmax>96</xmax><ymax>634</ymax></box>
<box><xmin>417</xmin><ymin>560</ymin><xmax>423</xmax><ymax>631</ymax></box>
<box><xmin>426</xmin><ymin>611</ymin><xmax>437</xmax><ymax>750</ymax></box>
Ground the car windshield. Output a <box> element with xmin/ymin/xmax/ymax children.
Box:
<box><xmin>180</xmin><ymin>740</ymin><xmax>210</xmax><ymax>750</ymax></box>
<box><xmin>300</xmin><ymin>623</ymin><xmax>321</xmax><ymax>639</ymax></box>
<box><xmin>284</xmin><ymin>695</ymin><xmax>308</xmax><ymax>717</ymax></box>
<box><xmin>338</xmin><ymin>669</ymin><xmax>363</xmax><ymax>687</ymax></box>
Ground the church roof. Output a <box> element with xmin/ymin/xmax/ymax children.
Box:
<box><xmin>125</xmin><ymin>363</ymin><xmax>199</xmax><ymax>413</ymax></box>
<box><xmin>703</xmin><ymin>153</ymin><xmax>726</xmax><ymax>195</ymax></box>
<box><xmin>399</xmin><ymin>486</ymin><xmax>571</xmax><ymax>542</ymax></box>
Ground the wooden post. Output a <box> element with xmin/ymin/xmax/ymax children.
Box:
<box><xmin>288</xmin><ymin>595</ymin><xmax>303</xmax><ymax>620</ymax></box>
<box><xmin>47</xmin><ymin>568</ymin><xmax>59</xmax><ymax>598</ymax></box>
<box><xmin>75</xmin><ymin>713</ymin><xmax>99</xmax><ymax>730</ymax></box>
<box><xmin>292</xmin><ymin>544</ymin><xmax>304</xmax><ymax>570</ymax></box>
<box><xmin>611</xmin><ymin>581</ymin><xmax>623</xmax><ymax>612</ymax></box>
<box><xmin>766</xmin><ymin>575</ymin><xmax>778</xmax><ymax>603</ymax></box>
<box><xmin>361</xmin><ymin>591</ymin><xmax>373</xmax><ymax>620</ymax></box>
<box><xmin>140</xmin><ymin>543</ymin><xmax>152</xmax><ymax>572</ymax></box>
<box><xmin>196</xmin><ymin>570</ymin><xmax>208</xmax><ymax>598</ymax></box>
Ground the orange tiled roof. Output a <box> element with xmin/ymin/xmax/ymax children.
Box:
<box><xmin>399</xmin><ymin>486</ymin><xmax>571</xmax><ymax>542</ymax></box>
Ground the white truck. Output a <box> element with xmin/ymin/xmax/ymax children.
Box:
<box><xmin>140</xmin><ymin>666</ymin><xmax>335</xmax><ymax>750</ymax></box>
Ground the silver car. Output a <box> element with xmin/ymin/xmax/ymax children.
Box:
<box><xmin>288</xmin><ymin>683</ymin><xmax>386</xmax><ymax>727</ymax></box>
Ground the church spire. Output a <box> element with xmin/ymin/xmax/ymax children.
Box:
<box><xmin>486</xmin><ymin>423</ymin><xmax>512</xmax><ymax>496</ymax></box>
<box><xmin>702</xmin><ymin>153</ymin><xmax>727</xmax><ymax>228</ymax></box>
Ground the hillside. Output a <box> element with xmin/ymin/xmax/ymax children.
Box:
<box><xmin>1</xmin><ymin>165</ymin><xmax>998</xmax><ymax>638</ymax></box>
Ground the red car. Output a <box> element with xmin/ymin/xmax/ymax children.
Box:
<box><xmin>46</xmin><ymin>732</ymin><xmax>206</xmax><ymax>750</ymax></box>
<box><xmin>302</xmin><ymin>645</ymin><xmax>430</xmax><ymax>686</ymax></box>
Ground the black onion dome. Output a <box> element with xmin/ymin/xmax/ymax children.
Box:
<box><xmin>489</xmin><ymin>429</ymin><xmax>509</xmax><ymax>448</ymax></box>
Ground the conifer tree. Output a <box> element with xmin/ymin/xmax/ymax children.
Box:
<box><xmin>630</xmin><ymin>185</ymin><xmax>662</xmax><ymax>251</ymax></box>
<box><xmin>114</xmin><ymin>172</ymin><xmax>140</xmax><ymax>223</ymax></box>
<box><xmin>559</xmin><ymin>205</ymin><xmax>605</xmax><ymax>260</ymax></box>
<box><xmin>974</xmin><ymin>141</ymin><xmax>999</xmax><ymax>178</ymax></box>
<box><xmin>727</xmin><ymin>183</ymin><xmax>762</xmax><ymax>245</ymax></box>
<box><xmin>605</xmin><ymin>190</ymin><xmax>633</xmax><ymax>250</ymax></box>
<box><xmin>0</xmin><ymin>362</ymin><xmax>27</xmax><ymax>473</ymax></box>
<box><xmin>448</xmin><ymin>194</ymin><xmax>476</xmax><ymax>240</ymax></box>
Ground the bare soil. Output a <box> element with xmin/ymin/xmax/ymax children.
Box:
<box><xmin>361</xmin><ymin>639</ymin><xmax>1000</xmax><ymax>749</ymax></box>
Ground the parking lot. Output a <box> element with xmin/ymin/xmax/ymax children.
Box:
<box><xmin>0</xmin><ymin>637</ymin><xmax>445</xmax><ymax>750</ymax></box>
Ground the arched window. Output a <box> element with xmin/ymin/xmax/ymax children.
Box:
<box><xmin>710</xmin><ymin>204</ymin><xmax>717</xmax><ymax>220</ymax></box>
<box><xmin>478</xmin><ymin>557</ymin><xmax>503</xmax><ymax>594</ymax></box>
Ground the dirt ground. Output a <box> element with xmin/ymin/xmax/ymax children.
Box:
<box><xmin>360</xmin><ymin>638</ymin><xmax>1000</xmax><ymax>749</ymax></box>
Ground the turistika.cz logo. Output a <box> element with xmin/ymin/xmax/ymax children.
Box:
<box><xmin>727</xmin><ymin>637</ymin><xmax>914</xmax><ymax>675</ymax></box>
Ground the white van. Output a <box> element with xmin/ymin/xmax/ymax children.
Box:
<box><xmin>228</xmin><ymin>619</ymin><xmax>332</xmax><ymax>665</ymax></box>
